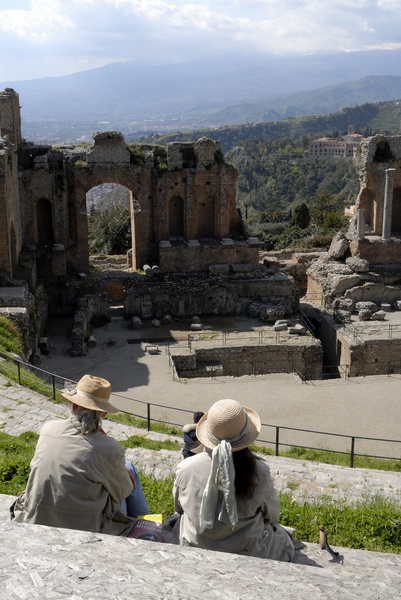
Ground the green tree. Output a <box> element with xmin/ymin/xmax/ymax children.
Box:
<box><xmin>310</xmin><ymin>189</ymin><xmax>337</xmax><ymax>228</ymax></box>
<box><xmin>289</xmin><ymin>202</ymin><xmax>310</xmax><ymax>230</ymax></box>
<box><xmin>88</xmin><ymin>187</ymin><xmax>131</xmax><ymax>255</ymax></box>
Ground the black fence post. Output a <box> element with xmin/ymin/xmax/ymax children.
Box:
<box><xmin>350</xmin><ymin>437</ymin><xmax>355</xmax><ymax>468</ymax></box>
<box><xmin>17</xmin><ymin>361</ymin><xmax>21</xmax><ymax>384</ymax></box>
<box><xmin>147</xmin><ymin>403</ymin><xmax>151</xmax><ymax>431</ymax></box>
<box><xmin>275</xmin><ymin>427</ymin><xmax>280</xmax><ymax>456</ymax></box>
<box><xmin>52</xmin><ymin>375</ymin><xmax>56</xmax><ymax>401</ymax></box>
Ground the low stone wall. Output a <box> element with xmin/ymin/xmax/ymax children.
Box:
<box><xmin>159</xmin><ymin>241</ymin><xmax>259</xmax><ymax>273</ymax></box>
<box><xmin>173</xmin><ymin>342</ymin><xmax>323</xmax><ymax>380</ymax></box>
<box><xmin>338</xmin><ymin>335</ymin><xmax>401</xmax><ymax>377</ymax></box>
<box><xmin>350</xmin><ymin>238</ymin><xmax>401</xmax><ymax>265</ymax></box>
<box><xmin>124</xmin><ymin>272</ymin><xmax>298</xmax><ymax>319</ymax></box>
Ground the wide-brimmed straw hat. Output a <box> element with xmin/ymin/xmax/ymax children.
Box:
<box><xmin>196</xmin><ymin>399</ymin><xmax>260</xmax><ymax>452</ymax></box>
<box><xmin>61</xmin><ymin>374</ymin><xmax>119</xmax><ymax>414</ymax></box>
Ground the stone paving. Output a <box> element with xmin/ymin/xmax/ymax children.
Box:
<box><xmin>1</xmin><ymin>374</ymin><xmax>401</xmax><ymax>598</ymax></box>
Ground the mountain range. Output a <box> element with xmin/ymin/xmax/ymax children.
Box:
<box><xmin>3</xmin><ymin>49</ymin><xmax>401</xmax><ymax>142</ymax></box>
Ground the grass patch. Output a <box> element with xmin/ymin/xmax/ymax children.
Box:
<box><xmin>120</xmin><ymin>435</ymin><xmax>181</xmax><ymax>452</ymax></box>
<box><xmin>0</xmin><ymin>359</ymin><xmax>66</xmax><ymax>405</ymax></box>
<box><xmin>0</xmin><ymin>316</ymin><xmax>24</xmax><ymax>355</ymax></box>
<box><xmin>282</xmin><ymin>446</ymin><xmax>401</xmax><ymax>472</ymax></box>
<box><xmin>106</xmin><ymin>412</ymin><xmax>182</xmax><ymax>437</ymax></box>
<box><xmin>140</xmin><ymin>474</ymin><xmax>175</xmax><ymax>521</ymax></box>
<box><xmin>0</xmin><ymin>431</ymin><xmax>39</xmax><ymax>495</ymax></box>
<box><xmin>279</xmin><ymin>494</ymin><xmax>401</xmax><ymax>554</ymax></box>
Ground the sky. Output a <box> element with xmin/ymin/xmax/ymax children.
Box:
<box><xmin>0</xmin><ymin>0</ymin><xmax>401</xmax><ymax>82</ymax></box>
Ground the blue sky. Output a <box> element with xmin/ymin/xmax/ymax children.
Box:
<box><xmin>1</xmin><ymin>0</ymin><xmax>401</xmax><ymax>81</ymax></box>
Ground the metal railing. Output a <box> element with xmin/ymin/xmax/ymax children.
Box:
<box><xmin>0</xmin><ymin>349</ymin><xmax>400</xmax><ymax>468</ymax></box>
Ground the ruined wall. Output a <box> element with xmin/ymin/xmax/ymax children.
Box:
<box><xmin>354</xmin><ymin>135</ymin><xmax>401</xmax><ymax>235</ymax></box>
<box><xmin>0</xmin><ymin>89</ymin><xmax>254</xmax><ymax>283</ymax></box>
<box><xmin>338</xmin><ymin>335</ymin><xmax>401</xmax><ymax>377</ymax></box>
<box><xmin>349</xmin><ymin>238</ymin><xmax>401</xmax><ymax>265</ymax></box>
<box><xmin>173</xmin><ymin>342</ymin><xmax>322</xmax><ymax>380</ymax></box>
<box><xmin>124</xmin><ymin>271</ymin><xmax>298</xmax><ymax>319</ymax></box>
<box><xmin>0</xmin><ymin>89</ymin><xmax>21</xmax><ymax>145</ymax></box>
<box><xmin>159</xmin><ymin>241</ymin><xmax>259</xmax><ymax>273</ymax></box>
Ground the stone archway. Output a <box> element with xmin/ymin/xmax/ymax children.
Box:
<box><xmin>86</xmin><ymin>183</ymin><xmax>134</xmax><ymax>255</ymax></box>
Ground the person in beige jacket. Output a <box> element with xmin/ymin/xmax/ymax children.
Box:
<box><xmin>173</xmin><ymin>399</ymin><xmax>295</xmax><ymax>561</ymax></box>
<box><xmin>11</xmin><ymin>374</ymin><xmax>148</xmax><ymax>536</ymax></box>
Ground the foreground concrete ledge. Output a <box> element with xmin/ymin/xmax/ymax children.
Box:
<box><xmin>1</xmin><ymin>496</ymin><xmax>400</xmax><ymax>599</ymax></box>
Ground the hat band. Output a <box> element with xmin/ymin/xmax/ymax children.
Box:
<box><xmin>207</xmin><ymin>413</ymin><xmax>251</xmax><ymax>446</ymax></box>
<box><xmin>75</xmin><ymin>389</ymin><xmax>108</xmax><ymax>404</ymax></box>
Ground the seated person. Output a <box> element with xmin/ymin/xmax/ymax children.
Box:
<box><xmin>173</xmin><ymin>398</ymin><xmax>295</xmax><ymax>561</ymax></box>
<box><xmin>182</xmin><ymin>411</ymin><xmax>204</xmax><ymax>458</ymax></box>
<box><xmin>11</xmin><ymin>374</ymin><xmax>148</xmax><ymax>535</ymax></box>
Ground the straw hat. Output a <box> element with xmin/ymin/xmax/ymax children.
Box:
<box><xmin>196</xmin><ymin>399</ymin><xmax>260</xmax><ymax>451</ymax></box>
<box><xmin>61</xmin><ymin>374</ymin><xmax>119</xmax><ymax>414</ymax></box>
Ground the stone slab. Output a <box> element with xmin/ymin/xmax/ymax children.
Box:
<box><xmin>0</xmin><ymin>495</ymin><xmax>400</xmax><ymax>600</ymax></box>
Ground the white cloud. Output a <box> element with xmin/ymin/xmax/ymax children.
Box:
<box><xmin>0</xmin><ymin>0</ymin><xmax>74</xmax><ymax>41</ymax></box>
<box><xmin>1</xmin><ymin>0</ymin><xmax>401</xmax><ymax>80</ymax></box>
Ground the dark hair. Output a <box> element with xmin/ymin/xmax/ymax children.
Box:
<box><xmin>193</xmin><ymin>411</ymin><xmax>204</xmax><ymax>423</ymax></box>
<box><xmin>233</xmin><ymin>448</ymin><xmax>258</xmax><ymax>499</ymax></box>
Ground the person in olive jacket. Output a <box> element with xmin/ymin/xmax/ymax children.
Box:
<box><xmin>11</xmin><ymin>374</ymin><xmax>148</xmax><ymax>535</ymax></box>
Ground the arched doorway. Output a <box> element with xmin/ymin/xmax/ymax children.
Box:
<box><xmin>86</xmin><ymin>183</ymin><xmax>134</xmax><ymax>255</ymax></box>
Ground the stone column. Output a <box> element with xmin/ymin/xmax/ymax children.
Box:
<box><xmin>382</xmin><ymin>168</ymin><xmax>396</xmax><ymax>240</ymax></box>
<box><xmin>357</xmin><ymin>209</ymin><xmax>365</xmax><ymax>241</ymax></box>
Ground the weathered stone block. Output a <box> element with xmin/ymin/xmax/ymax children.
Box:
<box><xmin>345</xmin><ymin>257</ymin><xmax>370</xmax><ymax>272</ymax></box>
<box><xmin>371</xmin><ymin>310</ymin><xmax>386</xmax><ymax>320</ymax></box>
<box><xmin>145</xmin><ymin>345</ymin><xmax>159</xmax><ymax>354</ymax></box>
<box><xmin>209</xmin><ymin>264</ymin><xmax>230</xmax><ymax>274</ymax></box>
<box><xmin>131</xmin><ymin>316</ymin><xmax>142</xmax><ymax>330</ymax></box>
<box><xmin>288</xmin><ymin>324</ymin><xmax>306</xmax><ymax>335</ymax></box>
<box><xmin>328</xmin><ymin>232</ymin><xmax>349</xmax><ymax>259</ymax></box>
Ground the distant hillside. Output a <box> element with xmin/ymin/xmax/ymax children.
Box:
<box><xmin>3</xmin><ymin>48</ymin><xmax>401</xmax><ymax>143</ymax></box>
<box><xmin>202</xmin><ymin>76</ymin><xmax>401</xmax><ymax>127</ymax></box>
<box><xmin>141</xmin><ymin>101</ymin><xmax>401</xmax><ymax>153</ymax></box>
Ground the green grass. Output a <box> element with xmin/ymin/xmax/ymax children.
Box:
<box><xmin>0</xmin><ymin>431</ymin><xmax>39</xmax><ymax>495</ymax></box>
<box><xmin>0</xmin><ymin>316</ymin><xmax>24</xmax><ymax>355</ymax></box>
<box><xmin>279</xmin><ymin>494</ymin><xmax>401</xmax><ymax>554</ymax></box>
<box><xmin>120</xmin><ymin>435</ymin><xmax>181</xmax><ymax>452</ymax></box>
<box><xmin>251</xmin><ymin>444</ymin><xmax>401</xmax><ymax>472</ymax></box>
<box><xmin>106</xmin><ymin>412</ymin><xmax>182</xmax><ymax>437</ymax></box>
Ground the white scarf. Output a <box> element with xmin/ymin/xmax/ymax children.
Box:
<box><xmin>199</xmin><ymin>414</ymin><xmax>251</xmax><ymax>531</ymax></box>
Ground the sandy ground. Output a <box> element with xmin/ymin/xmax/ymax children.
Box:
<box><xmin>40</xmin><ymin>311</ymin><xmax>401</xmax><ymax>458</ymax></box>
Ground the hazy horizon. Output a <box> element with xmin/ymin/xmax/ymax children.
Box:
<box><xmin>1</xmin><ymin>1</ymin><xmax>401</xmax><ymax>82</ymax></box>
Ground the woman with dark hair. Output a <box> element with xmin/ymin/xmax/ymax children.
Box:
<box><xmin>172</xmin><ymin>399</ymin><xmax>294</xmax><ymax>561</ymax></box>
